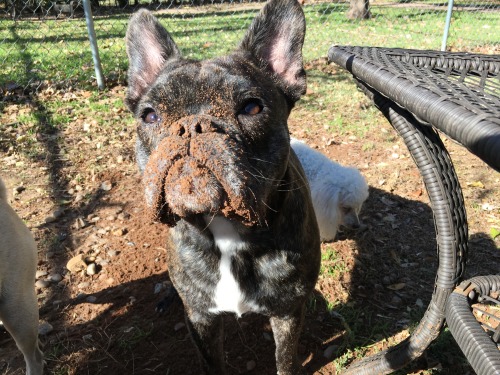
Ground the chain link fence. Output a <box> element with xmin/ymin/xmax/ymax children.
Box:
<box><xmin>1</xmin><ymin>0</ymin><xmax>499</xmax><ymax>96</ymax></box>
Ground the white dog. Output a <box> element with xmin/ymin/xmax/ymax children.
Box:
<box><xmin>0</xmin><ymin>177</ymin><xmax>43</xmax><ymax>375</ymax></box>
<box><xmin>291</xmin><ymin>138</ymin><xmax>369</xmax><ymax>242</ymax></box>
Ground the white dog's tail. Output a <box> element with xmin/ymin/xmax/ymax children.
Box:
<box><xmin>0</xmin><ymin>177</ymin><xmax>6</xmax><ymax>200</ymax></box>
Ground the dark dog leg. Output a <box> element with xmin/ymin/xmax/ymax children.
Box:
<box><xmin>270</xmin><ymin>304</ymin><xmax>306</xmax><ymax>375</ymax></box>
<box><xmin>185</xmin><ymin>313</ymin><xmax>225</xmax><ymax>375</ymax></box>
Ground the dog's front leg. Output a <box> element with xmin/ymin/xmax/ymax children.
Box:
<box><xmin>185</xmin><ymin>313</ymin><xmax>226</xmax><ymax>375</ymax></box>
<box><xmin>270</xmin><ymin>304</ymin><xmax>306</xmax><ymax>375</ymax></box>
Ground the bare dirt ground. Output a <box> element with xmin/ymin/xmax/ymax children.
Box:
<box><xmin>0</xmin><ymin>62</ymin><xmax>499</xmax><ymax>375</ymax></box>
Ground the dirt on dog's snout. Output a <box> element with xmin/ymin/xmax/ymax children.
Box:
<box><xmin>142</xmin><ymin>121</ymin><xmax>258</xmax><ymax>227</ymax></box>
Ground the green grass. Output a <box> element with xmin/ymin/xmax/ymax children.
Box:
<box><xmin>320</xmin><ymin>244</ymin><xmax>348</xmax><ymax>278</ymax></box>
<box><xmin>118</xmin><ymin>325</ymin><xmax>154</xmax><ymax>350</ymax></box>
<box><xmin>292</xmin><ymin>69</ymin><xmax>385</xmax><ymax>138</ymax></box>
<box><xmin>1</xmin><ymin>1</ymin><xmax>498</xmax><ymax>88</ymax></box>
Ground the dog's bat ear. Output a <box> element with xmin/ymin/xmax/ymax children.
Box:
<box><xmin>126</xmin><ymin>9</ymin><xmax>180</xmax><ymax>112</ymax></box>
<box><xmin>238</xmin><ymin>0</ymin><xmax>306</xmax><ymax>103</ymax></box>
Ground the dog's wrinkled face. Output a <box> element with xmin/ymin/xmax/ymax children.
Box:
<box><xmin>126</xmin><ymin>1</ymin><xmax>306</xmax><ymax>227</ymax></box>
<box><xmin>136</xmin><ymin>59</ymin><xmax>291</xmax><ymax>226</ymax></box>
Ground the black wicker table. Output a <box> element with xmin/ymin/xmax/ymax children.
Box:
<box><xmin>328</xmin><ymin>46</ymin><xmax>500</xmax><ymax>374</ymax></box>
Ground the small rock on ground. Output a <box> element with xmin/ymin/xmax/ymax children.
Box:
<box><xmin>38</xmin><ymin>322</ymin><xmax>53</xmax><ymax>335</ymax></box>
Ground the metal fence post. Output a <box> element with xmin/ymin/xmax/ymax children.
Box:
<box><xmin>441</xmin><ymin>0</ymin><xmax>454</xmax><ymax>51</ymax></box>
<box><xmin>83</xmin><ymin>0</ymin><xmax>105</xmax><ymax>90</ymax></box>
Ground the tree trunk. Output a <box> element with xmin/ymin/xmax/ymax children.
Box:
<box><xmin>347</xmin><ymin>0</ymin><xmax>371</xmax><ymax>20</ymax></box>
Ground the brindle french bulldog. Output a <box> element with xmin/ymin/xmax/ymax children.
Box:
<box><xmin>125</xmin><ymin>1</ymin><xmax>321</xmax><ymax>373</ymax></box>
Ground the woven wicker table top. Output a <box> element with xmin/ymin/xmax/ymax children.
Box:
<box><xmin>328</xmin><ymin>46</ymin><xmax>500</xmax><ymax>172</ymax></box>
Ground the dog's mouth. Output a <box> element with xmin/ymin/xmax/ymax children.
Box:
<box><xmin>142</xmin><ymin>124</ymin><xmax>261</xmax><ymax>227</ymax></box>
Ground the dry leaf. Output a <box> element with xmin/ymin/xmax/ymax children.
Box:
<box><xmin>390</xmin><ymin>249</ymin><xmax>401</xmax><ymax>265</ymax></box>
<box><xmin>467</xmin><ymin>181</ymin><xmax>485</xmax><ymax>188</ymax></box>
<box><xmin>387</xmin><ymin>283</ymin><xmax>406</xmax><ymax>291</ymax></box>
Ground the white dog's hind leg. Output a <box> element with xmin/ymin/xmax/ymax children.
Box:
<box><xmin>0</xmin><ymin>290</ymin><xmax>43</xmax><ymax>375</ymax></box>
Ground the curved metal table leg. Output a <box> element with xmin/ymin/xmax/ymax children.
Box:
<box><xmin>341</xmin><ymin>81</ymin><xmax>469</xmax><ymax>374</ymax></box>
<box><xmin>446</xmin><ymin>275</ymin><xmax>500</xmax><ymax>375</ymax></box>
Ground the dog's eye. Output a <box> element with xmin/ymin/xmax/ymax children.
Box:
<box><xmin>142</xmin><ymin>109</ymin><xmax>160</xmax><ymax>124</ymax></box>
<box><xmin>241</xmin><ymin>100</ymin><xmax>263</xmax><ymax>116</ymax></box>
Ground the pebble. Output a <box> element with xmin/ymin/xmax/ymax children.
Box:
<box><xmin>107</xmin><ymin>250</ymin><xmax>119</xmax><ymax>257</ymax></box>
<box><xmin>67</xmin><ymin>254</ymin><xmax>87</xmax><ymax>273</ymax></box>
<box><xmin>100</xmin><ymin>181</ymin><xmax>112</xmax><ymax>191</ymax></box>
<box><xmin>35</xmin><ymin>280</ymin><xmax>51</xmax><ymax>289</ymax></box>
<box><xmin>53</xmin><ymin>208</ymin><xmax>64</xmax><ymax>218</ymax></box>
<box><xmin>86</xmin><ymin>263</ymin><xmax>98</xmax><ymax>276</ymax></box>
<box><xmin>117</xmin><ymin>212</ymin><xmax>130</xmax><ymax>220</ymax></box>
<box><xmin>112</xmin><ymin>228</ymin><xmax>127</xmax><ymax>236</ymax></box>
<box><xmin>78</xmin><ymin>282</ymin><xmax>90</xmax><ymax>289</ymax></box>
<box><xmin>323</xmin><ymin>345</ymin><xmax>338</xmax><ymax>359</ymax></box>
<box><xmin>36</xmin><ymin>270</ymin><xmax>48</xmax><ymax>279</ymax></box>
<box><xmin>49</xmin><ymin>273</ymin><xmax>63</xmax><ymax>283</ymax></box>
<box><xmin>76</xmin><ymin>293</ymin><xmax>87</xmax><ymax>300</ymax></box>
<box><xmin>174</xmin><ymin>322</ymin><xmax>185</xmax><ymax>331</ymax></box>
<box><xmin>45</xmin><ymin>208</ymin><xmax>64</xmax><ymax>223</ymax></box>
<box><xmin>38</xmin><ymin>322</ymin><xmax>53</xmax><ymax>335</ymax></box>
<box><xmin>246</xmin><ymin>360</ymin><xmax>256</xmax><ymax>371</ymax></box>
<box><xmin>44</xmin><ymin>215</ymin><xmax>56</xmax><ymax>224</ymax></box>
<box><xmin>391</xmin><ymin>295</ymin><xmax>403</xmax><ymax>305</ymax></box>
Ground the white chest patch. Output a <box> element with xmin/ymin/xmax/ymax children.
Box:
<box><xmin>205</xmin><ymin>216</ymin><xmax>259</xmax><ymax>316</ymax></box>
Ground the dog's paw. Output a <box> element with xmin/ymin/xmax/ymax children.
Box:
<box><xmin>155</xmin><ymin>285</ymin><xmax>179</xmax><ymax>314</ymax></box>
